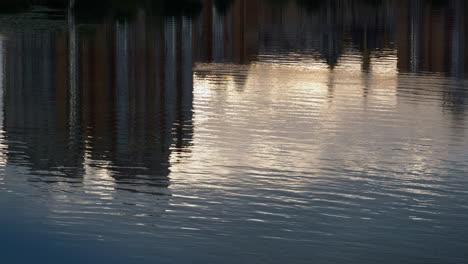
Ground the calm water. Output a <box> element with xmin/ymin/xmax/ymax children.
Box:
<box><xmin>1</xmin><ymin>0</ymin><xmax>468</xmax><ymax>263</ymax></box>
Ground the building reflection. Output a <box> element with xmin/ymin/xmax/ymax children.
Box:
<box><xmin>1</xmin><ymin>0</ymin><xmax>468</xmax><ymax>193</ymax></box>
<box><xmin>193</xmin><ymin>0</ymin><xmax>260</xmax><ymax>64</ymax></box>
<box><xmin>396</xmin><ymin>0</ymin><xmax>468</xmax><ymax>120</ymax></box>
<box><xmin>397</xmin><ymin>0</ymin><xmax>468</xmax><ymax>77</ymax></box>
<box><xmin>258</xmin><ymin>0</ymin><xmax>396</xmax><ymax>68</ymax></box>
<box><xmin>3</xmin><ymin>30</ymin><xmax>86</xmax><ymax>181</ymax></box>
<box><xmin>2</xmin><ymin>10</ymin><xmax>194</xmax><ymax>193</ymax></box>
<box><xmin>198</xmin><ymin>0</ymin><xmax>468</xmax><ymax>115</ymax></box>
<box><xmin>78</xmin><ymin>14</ymin><xmax>194</xmax><ymax>187</ymax></box>
<box><xmin>196</xmin><ymin>0</ymin><xmax>468</xmax><ymax>76</ymax></box>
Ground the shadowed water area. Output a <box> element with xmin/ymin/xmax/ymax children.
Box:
<box><xmin>0</xmin><ymin>0</ymin><xmax>467</xmax><ymax>263</ymax></box>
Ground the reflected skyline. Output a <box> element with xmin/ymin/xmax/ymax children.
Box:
<box><xmin>1</xmin><ymin>11</ymin><xmax>195</xmax><ymax>194</ymax></box>
<box><xmin>0</xmin><ymin>0</ymin><xmax>468</xmax><ymax>193</ymax></box>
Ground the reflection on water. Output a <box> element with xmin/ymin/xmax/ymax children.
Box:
<box><xmin>3</xmin><ymin>18</ymin><xmax>194</xmax><ymax>194</ymax></box>
<box><xmin>0</xmin><ymin>0</ymin><xmax>468</xmax><ymax>263</ymax></box>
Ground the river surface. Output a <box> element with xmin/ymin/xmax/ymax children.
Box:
<box><xmin>0</xmin><ymin>0</ymin><xmax>468</xmax><ymax>263</ymax></box>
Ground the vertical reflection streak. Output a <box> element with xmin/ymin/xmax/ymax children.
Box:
<box><xmin>213</xmin><ymin>5</ymin><xmax>224</xmax><ymax>62</ymax></box>
<box><xmin>115</xmin><ymin>21</ymin><xmax>130</xmax><ymax>160</ymax></box>
<box><xmin>409</xmin><ymin>0</ymin><xmax>421</xmax><ymax>72</ymax></box>
<box><xmin>165</xmin><ymin>17</ymin><xmax>177</xmax><ymax>136</ymax></box>
<box><xmin>451</xmin><ymin>0</ymin><xmax>464</xmax><ymax>78</ymax></box>
<box><xmin>68</xmin><ymin>0</ymin><xmax>79</xmax><ymax>139</ymax></box>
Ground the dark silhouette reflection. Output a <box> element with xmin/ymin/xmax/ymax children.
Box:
<box><xmin>77</xmin><ymin>15</ymin><xmax>194</xmax><ymax>187</ymax></box>
<box><xmin>0</xmin><ymin>0</ymin><xmax>203</xmax><ymax>18</ymax></box>
<box><xmin>1</xmin><ymin>0</ymin><xmax>468</xmax><ymax>193</ymax></box>
<box><xmin>200</xmin><ymin>0</ymin><xmax>468</xmax><ymax>115</ymax></box>
<box><xmin>397</xmin><ymin>0</ymin><xmax>468</xmax><ymax>76</ymax></box>
<box><xmin>2</xmin><ymin>10</ymin><xmax>194</xmax><ymax>194</ymax></box>
<box><xmin>395</xmin><ymin>0</ymin><xmax>468</xmax><ymax>122</ymax></box>
<box><xmin>3</xmin><ymin>31</ymin><xmax>85</xmax><ymax>182</ymax></box>
<box><xmin>2</xmin><ymin>0</ymin><xmax>467</xmax><ymax>73</ymax></box>
<box><xmin>73</xmin><ymin>0</ymin><xmax>203</xmax><ymax>23</ymax></box>
<box><xmin>193</xmin><ymin>0</ymin><xmax>260</xmax><ymax>64</ymax></box>
<box><xmin>197</xmin><ymin>0</ymin><xmax>396</xmax><ymax>67</ymax></box>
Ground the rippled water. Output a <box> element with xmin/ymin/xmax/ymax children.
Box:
<box><xmin>1</xmin><ymin>0</ymin><xmax>468</xmax><ymax>263</ymax></box>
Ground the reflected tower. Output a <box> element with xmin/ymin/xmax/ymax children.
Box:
<box><xmin>1</xmin><ymin>9</ymin><xmax>195</xmax><ymax>194</ymax></box>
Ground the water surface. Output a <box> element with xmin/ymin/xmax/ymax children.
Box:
<box><xmin>0</xmin><ymin>0</ymin><xmax>468</xmax><ymax>263</ymax></box>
